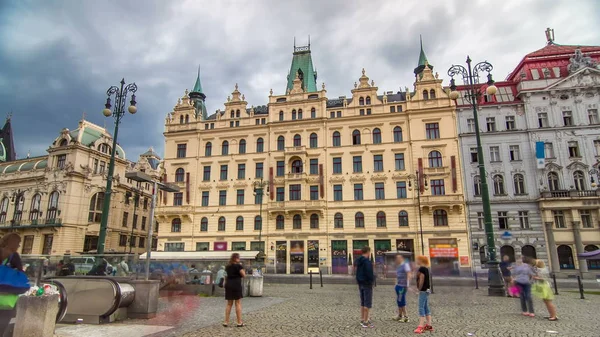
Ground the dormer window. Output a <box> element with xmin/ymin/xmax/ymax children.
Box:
<box><xmin>236</xmin><ymin>109</ymin><xmax>240</xmax><ymax>118</ymax></box>
<box><xmin>359</xmin><ymin>97</ymin><xmax>365</xmax><ymax>106</ymax></box>
<box><xmin>365</xmin><ymin>97</ymin><xmax>371</xmax><ymax>105</ymax></box>
<box><xmin>99</xmin><ymin>143</ymin><xmax>111</xmax><ymax>154</ymax></box>
<box><xmin>59</xmin><ymin>139</ymin><xmax>68</xmax><ymax>147</ymax></box>
<box><xmin>230</xmin><ymin>110</ymin><xmax>235</xmax><ymax>118</ymax></box>
<box><xmin>423</xmin><ymin>90</ymin><xmax>429</xmax><ymax>100</ymax></box>
<box><xmin>429</xmin><ymin>89</ymin><xmax>436</xmax><ymax>99</ymax></box>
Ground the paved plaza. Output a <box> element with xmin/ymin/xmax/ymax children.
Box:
<box><xmin>55</xmin><ymin>282</ymin><xmax>599</xmax><ymax>337</ymax></box>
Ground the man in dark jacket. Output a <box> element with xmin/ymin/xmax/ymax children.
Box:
<box><xmin>355</xmin><ymin>246</ymin><xmax>375</xmax><ymax>328</ymax></box>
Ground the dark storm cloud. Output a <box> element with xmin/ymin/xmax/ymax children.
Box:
<box><xmin>0</xmin><ymin>0</ymin><xmax>598</xmax><ymax>160</ymax></box>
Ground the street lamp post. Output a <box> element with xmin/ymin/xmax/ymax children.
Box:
<box><xmin>448</xmin><ymin>57</ymin><xmax>504</xmax><ymax>296</ymax></box>
<box><xmin>253</xmin><ymin>178</ymin><xmax>268</xmax><ymax>260</ymax></box>
<box><xmin>128</xmin><ymin>191</ymin><xmax>140</xmax><ymax>254</ymax></box>
<box><xmin>589</xmin><ymin>159</ymin><xmax>600</xmax><ymax>188</ymax></box>
<box><xmin>408</xmin><ymin>171</ymin><xmax>428</xmax><ymax>255</ymax></box>
<box><xmin>97</xmin><ymin>79</ymin><xmax>138</xmax><ymax>256</ymax></box>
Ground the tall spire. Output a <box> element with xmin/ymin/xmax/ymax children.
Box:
<box><xmin>414</xmin><ymin>35</ymin><xmax>434</xmax><ymax>78</ymax></box>
<box><xmin>192</xmin><ymin>65</ymin><xmax>204</xmax><ymax>95</ymax></box>
<box><xmin>0</xmin><ymin>116</ymin><xmax>16</xmax><ymax>162</ymax></box>
<box><xmin>189</xmin><ymin>65</ymin><xmax>208</xmax><ymax>120</ymax></box>
<box><xmin>286</xmin><ymin>37</ymin><xmax>318</xmax><ymax>93</ymax></box>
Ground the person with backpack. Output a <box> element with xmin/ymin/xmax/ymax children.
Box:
<box><xmin>355</xmin><ymin>246</ymin><xmax>375</xmax><ymax>328</ymax></box>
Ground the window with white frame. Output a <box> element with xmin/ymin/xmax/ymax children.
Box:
<box><xmin>513</xmin><ymin>174</ymin><xmax>526</xmax><ymax>195</ymax></box>
<box><xmin>467</xmin><ymin>118</ymin><xmax>475</xmax><ymax>133</ymax></box>
<box><xmin>473</xmin><ymin>175</ymin><xmax>481</xmax><ymax>196</ymax></box>
<box><xmin>544</xmin><ymin>142</ymin><xmax>554</xmax><ymax>159</ymax></box>
<box><xmin>486</xmin><ymin>117</ymin><xmax>496</xmax><ymax>132</ymax></box>
<box><xmin>470</xmin><ymin>148</ymin><xmax>478</xmax><ymax>163</ymax></box>
<box><xmin>489</xmin><ymin>146</ymin><xmax>501</xmax><ymax>162</ymax></box>
<box><xmin>493</xmin><ymin>175</ymin><xmax>505</xmax><ymax>195</ymax></box>
<box><xmin>580</xmin><ymin>210</ymin><xmax>592</xmax><ymax>228</ymax></box>
<box><xmin>505</xmin><ymin>116</ymin><xmax>516</xmax><ymax>130</ymax></box>
<box><xmin>498</xmin><ymin>211</ymin><xmax>509</xmax><ymax>229</ymax></box>
<box><xmin>477</xmin><ymin>212</ymin><xmax>484</xmax><ymax>229</ymax></box>
<box><xmin>538</xmin><ymin>112</ymin><xmax>548</xmax><ymax>128</ymax></box>
<box><xmin>509</xmin><ymin>145</ymin><xmax>521</xmax><ymax>161</ymax></box>
<box><xmin>594</xmin><ymin>140</ymin><xmax>600</xmax><ymax>156</ymax></box>
<box><xmin>518</xmin><ymin>211</ymin><xmax>529</xmax><ymax>229</ymax></box>
<box><xmin>573</xmin><ymin>171</ymin><xmax>586</xmax><ymax>191</ymax></box>
<box><xmin>562</xmin><ymin>110</ymin><xmax>573</xmax><ymax>126</ymax></box>
<box><xmin>568</xmin><ymin>141</ymin><xmax>580</xmax><ymax>158</ymax></box>
<box><xmin>553</xmin><ymin>210</ymin><xmax>565</xmax><ymax>228</ymax></box>
<box><xmin>588</xmin><ymin>109</ymin><xmax>599</xmax><ymax>124</ymax></box>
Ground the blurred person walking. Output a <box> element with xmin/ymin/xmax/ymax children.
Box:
<box><xmin>532</xmin><ymin>260</ymin><xmax>557</xmax><ymax>321</ymax></box>
<box><xmin>512</xmin><ymin>256</ymin><xmax>535</xmax><ymax>317</ymax></box>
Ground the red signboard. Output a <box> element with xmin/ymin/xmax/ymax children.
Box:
<box><xmin>460</xmin><ymin>256</ymin><xmax>470</xmax><ymax>266</ymax></box>
<box><xmin>319</xmin><ymin>164</ymin><xmax>324</xmax><ymax>198</ymax></box>
<box><xmin>429</xmin><ymin>247</ymin><xmax>459</xmax><ymax>258</ymax></box>
<box><xmin>269</xmin><ymin>167</ymin><xmax>274</xmax><ymax>200</ymax></box>
<box><xmin>214</xmin><ymin>242</ymin><xmax>228</xmax><ymax>251</ymax></box>
<box><xmin>418</xmin><ymin>158</ymin><xmax>424</xmax><ymax>193</ymax></box>
<box><xmin>451</xmin><ymin>156</ymin><xmax>457</xmax><ymax>192</ymax></box>
<box><xmin>186</xmin><ymin>172</ymin><xmax>190</xmax><ymax>204</ymax></box>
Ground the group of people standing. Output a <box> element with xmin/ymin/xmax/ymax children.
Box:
<box><xmin>355</xmin><ymin>246</ymin><xmax>433</xmax><ymax>334</ymax></box>
<box><xmin>500</xmin><ymin>255</ymin><xmax>558</xmax><ymax>320</ymax></box>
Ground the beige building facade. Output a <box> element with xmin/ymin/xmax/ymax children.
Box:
<box><xmin>0</xmin><ymin>118</ymin><xmax>160</xmax><ymax>256</ymax></box>
<box><xmin>158</xmin><ymin>44</ymin><xmax>471</xmax><ymax>275</ymax></box>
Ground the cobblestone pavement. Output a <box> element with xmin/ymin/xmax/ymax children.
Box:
<box><xmin>181</xmin><ymin>284</ymin><xmax>598</xmax><ymax>337</ymax></box>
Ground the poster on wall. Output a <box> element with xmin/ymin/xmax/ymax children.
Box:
<box><xmin>331</xmin><ymin>240</ymin><xmax>348</xmax><ymax>274</ymax></box>
<box><xmin>307</xmin><ymin>240</ymin><xmax>319</xmax><ymax>268</ymax></box>
<box><xmin>214</xmin><ymin>242</ymin><xmax>228</xmax><ymax>251</ymax></box>
<box><xmin>276</xmin><ymin>241</ymin><xmax>287</xmax><ymax>274</ymax></box>
<box><xmin>396</xmin><ymin>239</ymin><xmax>415</xmax><ymax>258</ymax></box>
<box><xmin>352</xmin><ymin>240</ymin><xmax>369</xmax><ymax>261</ymax></box>
<box><xmin>290</xmin><ymin>240</ymin><xmax>305</xmax><ymax>274</ymax></box>
<box><xmin>429</xmin><ymin>238</ymin><xmax>459</xmax><ymax>276</ymax></box>
<box><xmin>460</xmin><ymin>256</ymin><xmax>470</xmax><ymax>266</ymax></box>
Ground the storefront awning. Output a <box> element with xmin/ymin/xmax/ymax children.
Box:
<box><xmin>139</xmin><ymin>250</ymin><xmax>260</xmax><ymax>261</ymax></box>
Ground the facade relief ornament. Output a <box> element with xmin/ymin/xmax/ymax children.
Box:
<box><xmin>328</xmin><ymin>176</ymin><xmax>345</xmax><ymax>183</ymax></box>
<box><xmin>568</xmin><ymin>49</ymin><xmax>598</xmax><ymax>74</ymax></box>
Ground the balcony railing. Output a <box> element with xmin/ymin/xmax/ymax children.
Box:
<box><xmin>268</xmin><ymin>200</ymin><xmax>326</xmax><ymax>210</ymax></box>
<box><xmin>286</xmin><ymin>172</ymin><xmax>307</xmax><ymax>181</ymax></box>
<box><xmin>285</xmin><ymin>146</ymin><xmax>306</xmax><ymax>154</ymax></box>
<box><xmin>0</xmin><ymin>218</ymin><xmax>62</xmax><ymax>228</ymax></box>
<box><xmin>540</xmin><ymin>190</ymin><xmax>600</xmax><ymax>199</ymax></box>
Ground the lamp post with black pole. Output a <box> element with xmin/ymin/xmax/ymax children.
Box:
<box><xmin>448</xmin><ymin>58</ymin><xmax>504</xmax><ymax>296</ymax></box>
<box><xmin>408</xmin><ymin>171</ymin><xmax>428</xmax><ymax>255</ymax></box>
<box><xmin>97</xmin><ymin>79</ymin><xmax>137</xmax><ymax>259</ymax></box>
<box><xmin>253</xmin><ymin>178</ymin><xmax>268</xmax><ymax>264</ymax></box>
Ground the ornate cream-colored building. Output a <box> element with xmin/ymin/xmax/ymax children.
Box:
<box><xmin>158</xmin><ymin>43</ymin><xmax>471</xmax><ymax>275</ymax></box>
<box><xmin>0</xmin><ymin>117</ymin><xmax>160</xmax><ymax>255</ymax></box>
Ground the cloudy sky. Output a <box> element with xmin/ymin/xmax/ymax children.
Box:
<box><xmin>1</xmin><ymin>0</ymin><xmax>598</xmax><ymax>160</ymax></box>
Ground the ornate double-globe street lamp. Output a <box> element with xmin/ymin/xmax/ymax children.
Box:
<box><xmin>407</xmin><ymin>171</ymin><xmax>428</xmax><ymax>255</ymax></box>
<box><xmin>253</xmin><ymin>178</ymin><xmax>268</xmax><ymax>263</ymax></box>
<box><xmin>447</xmin><ymin>58</ymin><xmax>504</xmax><ymax>296</ymax></box>
<box><xmin>97</xmin><ymin>79</ymin><xmax>138</xmax><ymax>257</ymax></box>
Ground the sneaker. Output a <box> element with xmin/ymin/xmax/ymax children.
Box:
<box><xmin>393</xmin><ymin>315</ymin><xmax>402</xmax><ymax>321</ymax></box>
<box><xmin>366</xmin><ymin>320</ymin><xmax>375</xmax><ymax>328</ymax></box>
<box><xmin>360</xmin><ymin>321</ymin><xmax>368</xmax><ymax>328</ymax></box>
<box><xmin>402</xmin><ymin>316</ymin><xmax>410</xmax><ymax>323</ymax></box>
<box><xmin>414</xmin><ymin>326</ymin><xmax>425</xmax><ymax>334</ymax></box>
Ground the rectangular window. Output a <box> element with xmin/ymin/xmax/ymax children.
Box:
<box><xmin>255</xmin><ymin>119</ymin><xmax>260</xmax><ymax>125</ymax></box>
<box><xmin>505</xmin><ymin>116</ymin><xmax>515</xmax><ymax>130</ymax></box>
<box><xmin>310</xmin><ymin>185</ymin><xmax>319</xmax><ymax>200</ymax></box>
<box><xmin>390</xmin><ymin>106</ymin><xmax>396</xmax><ymax>113</ymax></box>
<box><xmin>354</xmin><ymin>184</ymin><xmax>363</xmax><ymax>201</ymax></box>
<box><xmin>311</xmin><ymin>109</ymin><xmax>316</xmax><ymax>119</ymax></box>
<box><xmin>373</xmin><ymin>155</ymin><xmax>383</xmax><ymax>172</ymax></box>
<box><xmin>396</xmin><ymin>182</ymin><xmax>407</xmax><ymax>198</ymax></box>
<box><xmin>119</xmin><ymin>235</ymin><xmax>127</xmax><ymax>247</ymax></box>
<box><xmin>477</xmin><ymin>212</ymin><xmax>484</xmax><ymax>229</ymax></box>
<box><xmin>196</xmin><ymin>242</ymin><xmax>209</xmax><ymax>251</ymax></box>
<box><xmin>394</xmin><ymin>153</ymin><xmax>405</xmax><ymax>171</ymax></box>
<box><xmin>333</xmin><ymin>185</ymin><xmax>343</xmax><ymax>201</ymax></box>
<box><xmin>122</xmin><ymin>212</ymin><xmax>129</xmax><ymax>227</ymax></box>
<box><xmin>359</xmin><ymin>109</ymin><xmax>365</xmax><ymax>116</ymax></box>
<box><xmin>141</xmin><ymin>216</ymin><xmax>147</xmax><ymax>230</ymax></box>
<box><xmin>498</xmin><ymin>211</ymin><xmax>509</xmax><ymax>229</ymax></box>
<box><xmin>236</xmin><ymin>189</ymin><xmax>244</xmax><ymax>205</ymax></box>
<box><xmin>330</xmin><ymin>111</ymin><xmax>335</xmax><ymax>118</ymax></box>
<box><xmin>99</xmin><ymin>161</ymin><xmax>106</xmax><ymax>174</ymax></box>
<box><xmin>538</xmin><ymin>112</ymin><xmax>548</xmax><ymax>128</ymax></box>
<box><xmin>230</xmin><ymin>121</ymin><xmax>234</xmax><ymax>127</ymax></box>
<box><xmin>518</xmin><ymin>211</ymin><xmax>530</xmax><ymax>229</ymax></box>
<box><xmin>352</xmin><ymin>156</ymin><xmax>363</xmax><ymax>173</ymax></box>
<box><xmin>309</xmin><ymin>159</ymin><xmax>319</xmax><ymax>175</ymax></box>
<box><xmin>164</xmin><ymin>243</ymin><xmax>185</xmax><ymax>252</ymax></box>
<box><xmin>588</xmin><ymin>109</ymin><xmax>599</xmax><ymax>124</ymax></box>
<box><xmin>276</xmin><ymin>161</ymin><xmax>285</xmax><ymax>176</ymax></box>
<box><xmin>509</xmin><ymin>145</ymin><xmax>521</xmax><ymax>161</ymax></box>
<box><xmin>276</xmin><ymin>187</ymin><xmax>285</xmax><ymax>201</ymax></box>
<box><xmin>255</xmin><ymin>162</ymin><xmax>264</xmax><ymax>178</ymax></box>
<box><xmin>425</xmin><ymin>123</ymin><xmax>440</xmax><ymax>139</ymax></box>
<box><xmin>467</xmin><ymin>118</ymin><xmax>475</xmax><ymax>133</ymax></box>
<box><xmin>594</xmin><ymin>140</ymin><xmax>600</xmax><ymax>156</ymax></box>
<box><xmin>430</xmin><ymin>179</ymin><xmax>445</xmax><ymax>195</ymax></box>
<box><xmin>235</xmin><ymin>120</ymin><xmax>239</xmax><ymax>127</ymax></box>
<box><xmin>237</xmin><ymin>163</ymin><xmax>246</xmax><ymax>179</ymax></box>
<box><xmin>366</xmin><ymin>108</ymin><xmax>371</xmax><ymax>115</ymax></box>
<box><xmin>289</xmin><ymin>184</ymin><xmax>301</xmax><ymax>201</ymax></box>
<box><xmin>261</xmin><ymin>118</ymin><xmax>266</xmax><ymax>125</ymax></box>
<box><xmin>201</xmin><ymin>191</ymin><xmax>209</xmax><ymax>206</ymax></box>
<box><xmin>56</xmin><ymin>154</ymin><xmax>66</xmax><ymax>169</ymax></box>
<box><xmin>219</xmin><ymin>190</ymin><xmax>227</xmax><ymax>206</ymax></box>
<box><xmin>544</xmin><ymin>142</ymin><xmax>554</xmax><ymax>159</ymax></box>
<box><xmin>203</xmin><ymin>166</ymin><xmax>211</xmax><ymax>181</ymax></box>
<box><xmin>580</xmin><ymin>210</ymin><xmax>592</xmax><ymax>228</ymax></box>
<box><xmin>333</xmin><ymin>157</ymin><xmax>342</xmax><ymax>174</ymax></box>
<box><xmin>254</xmin><ymin>191</ymin><xmax>263</xmax><ymax>205</ymax></box>
<box><xmin>337</xmin><ymin>111</ymin><xmax>342</xmax><ymax>117</ymax></box>
<box><xmin>568</xmin><ymin>141</ymin><xmax>580</xmax><ymax>158</ymax></box>
<box><xmin>133</xmin><ymin>214</ymin><xmax>138</xmax><ymax>229</ymax></box>
<box><xmin>93</xmin><ymin>159</ymin><xmax>99</xmax><ymax>174</ymax></box>
<box><xmin>220</xmin><ymin>165</ymin><xmax>228</xmax><ymax>180</ymax></box>
<box><xmin>489</xmin><ymin>146</ymin><xmax>501</xmax><ymax>162</ymax></box>
<box><xmin>173</xmin><ymin>193</ymin><xmax>183</xmax><ymax>206</ymax></box>
<box><xmin>470</xmin><ymin>148</ymin><xmax>478</xmax><ymax>163</ymax></box>
<box><xmin>486</xmin><ymin>117</ymin><xmax>496</xmax><ymax>132</ymax></box>
<box><xmin>553</xmin><ymin>210</ymin><xmax>565</xmax><ymax>228</ymax></box>
<box><xmin>375</xmin><ymin>183</ymin><xmax>385</xmax><ymax>200</ymax></box>
<box><xmin>176</xmin><ymin>144</ymin><xmax>187</xmax><ymax>158</ymax></box>
<box><xmin>562</xmin><ymin>110</ymin><xmax>573</xmax><ymax>126</ymax></box>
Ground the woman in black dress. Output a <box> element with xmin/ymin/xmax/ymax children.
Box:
<box><xmin>223</xmin><ymin>253</ymin><xmax>246</xmax><ymax>327</ymax></box>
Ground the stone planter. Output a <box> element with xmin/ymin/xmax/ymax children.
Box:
<box><xmin>126</xmin><ymin>280</ymin><xmax>159</xmax><ymax>319</ymax></box>
<box><xmin>14</xmin><ymin>294</ymin><xmax>59</xmax><ymax>337</ymax></box>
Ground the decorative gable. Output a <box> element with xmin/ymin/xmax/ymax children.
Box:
<box><xmin>546</xmin><ymin>67</ymin><xmax>600</xmax><ymax>91</ymax></box>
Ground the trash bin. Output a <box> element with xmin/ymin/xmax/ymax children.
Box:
<box><xmin>248</xmin><ymin>276</ymin><xmax>264</xmax><ymax>297</ymax></box>
<box><xmin>14</xmin><ymin>294</ymin><xmax>59</xmax><ymax>337</ymax></box>
<box><xmin>243</xmin><ymin>278</ymin><xmax>250</xmax><ymax>297</ymax></box>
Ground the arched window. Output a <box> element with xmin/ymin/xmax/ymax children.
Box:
<box><xmin>59</xmin><ymin>139</ymin><xmax>68</xmax><ymax>147</ymax></box>
<box><xmin>355</xmin><ymin>212</ymin><xmax>365</xmax><ymax>228</ymax></box>
<box><xmin>221</xmin><ymin>141</ymin><xmax>229</xmax><ymax>155</ymax></box>
<box><xmin>433</xmin><ymin>209</ymin><xmax>448</xmax><ymax>226</ymax></box>
<box><xmin>88</xmin><ymin>192</ymin><xmax>105</xmax><ymax>223</ymax></box>
<box><xmin>277</xmin><ymin>136</ymin><xmax>285</xmax><ymax>151</ymax></box>
<box><xmin>493</xmin><ymin>175</ymin><xmax>505</xmax><ymax>195</ymax></box>
<box><xmin>293</xmin><ymin>134</ymin><xmax>302</xmax><ymax>147</ymax></box>
<box><xmin>429</xmin><ymin>89</ymin><xmax>436</xmax><ymax>99</ymax></box>
<box><xmin>352</xmin><ymin>130</ymin><xmax>361</xmax><ymax>145</ymax></box>
<box><xmin>310</xmin><ymin>214</ymin><xmax>319</xmax><ymax>229</ymax></box>
<box><xmin>171</xmin><ymin>218</ymin><xmax>181</xmax><ymax>232</ymax></box>
<box><xmin>393</xmin><ymin>127</ymin><xmax>403</xmax><ymax>142</ymax></box>
<box><xmin>332</xmin><ymin>131</ymin><xmax>341</xmax><ymax>147</ymax></box>
<box><xmin>236</xmin><ymin>109</ymin><xmax>240</xmax><ymax>118</ymax></box>
<box><xmin>230</xmin><ymin>110</ymin><xmax>235</xmax><ymax>118</ymax></box>
<box><xmin>236</xmin><ymin>216</ymin><xmax>244</xmax><ymax>231</ymax></box>
<box><xmin>239</xmin><ymin>139</ymin><xmax>246</xmax><ymax>154</ymax></box>
<box><xmin>513</xmin><ymin>174</ymin><xmax>526</xmax><ymax>195</ymax></box>
<box><xmin>218</xmin><ymin>216</ymin><xmax>226</xmax><ymax>231</ymax></box>
<box><xmin>180</xmin><ymin>115</ymin><xmax>184</xmax><ymax>124</ymax></box>
<box><xmin>573</xmin><ymin>171</ymin><xmax>585</xmax><ymax>191</ymax></box>
<box><xmin>12</xmin><ymin>195</ymin><xmax>24</xmax><ymax>222</ymax></box>
<box><xmin>428</xmin><ymin>151</ymin><xmax>443</xmax><ymax>167</ymax></box>
<box><xmin>473</xmin><ymin>175</ymin><xmax>482</xmax><ymax>196</ymax></box>
<box><xmin>398</xmin><ymin>211</ymin><xmax>409</xmax><ymax>227</ymax></box>
<box><xmin>500</xmin><ymin>245</ymin><xmax>515</xmax><ymax>262</ymax></box>
<box><xmin>292</xmin><ymin>109</ymin><xmax>297</xmax><ymax>120</ymax></box>
<box><xmin>256</xmin><ymin>138</ymin><xmax>264</xmax><ymax>153</ymax></box>
<box><xmin>423</xmin><ymin>90</ymin><xmax>429</xmax><ymax>100</ymax></box>
<box><xmin>293</xmin><ymin>214</ymin><xmax>302</xmax><ymax>229</ymax></box>
<box><xmin>276</xmin><ymin>215</ymin><xmax>284</xmax><ymax>230</ymax></box>
<box><xmin>205</xmin><ymin>142</ymin><xmax>212</xmax><ymax>157</ymax></box>
<box><xmin>372</xmin><ymin>128</ymin><xmax>382</xmax><ymax>144</ymax></box>
<box><xmin>30</xmin><ymin>194</ymin><xmax>42</xmax><ymax>221</ymax></box>
<box><xmin>291</xmin><ymin>160</ymin><xmax>303</xmax><ymax>173</ymax></box>
<box><xmin>298</xmin><ymin>109</ymin><xmax>303</xmax><ymax>119</ymax></box>
<box><xmin>46</xmin><ymin>191</ymin><xmax>59</xmax><ymax>221</ymax></box>
<box><xmin>585</xmin><ymin>245</ymin><xmax>600</xmax><ymax>270</ymax></box>
<box><xmin>334</xmin><ymin>213</ymin><xmax>343</xmax><ymax>228</ymax></box>
<box><xmin>0</xmin><ymin>198</ymin><xmax>8</xmax><ymax>223</ymax></box>
<box><xmin>359</xmin><ymin>97</ymin><xmax>365</xmax><ymax>106</ymax></box>
<box><xmin>309</xmin><ymin>133</ymin><xmax>318</xmax><ymax>148</ymax></box>
<box><xmin>279</xmin><ymin>111</ymin><xmax>284</xmax><ymax>121</ymax></box>
<box><xmin>310</xmin><ymin>107</ymin><xmax>316</xmax><ymax>118</ymax></box>
<box><xmin>557</xmin><ymin>245</ymin><xmax>574</xmax><ymax>269</ymax></box>
<box><xmin>254</xmin><ymin>215</ymin><xmax>262</xmax><ymax>231</ymax></box>
<box><xmin>185</xmin><ymin>115</ymin><xmax>189</xmax><ymax>123</ymax></box>
<box><xmin>200</xmin><ymin>217</ymin><xmax>208</xmax><ymax>231</ymax></box>
<box><xmin>547</xmin><ymin>172</ymin><xmax>560</xmax><ymax>191</ymax></box>
<box><xmin>175</xmin><ymin>168</ymin><xmax>185</xmax><ymax>182</ymax></box>
<box><xmin>521</xmin><ymin>245</ymin><xmax>537</xmax><ymax>259</ymax></box>
<box><xmin>376</xmin><ymin>211</ymin><xmax>387</xmax><ymax>227</ymax></box>
<box><xmin>365</xmin><ymin>96</ymin><xmax>371</xmax><ymax>105</ymax></box>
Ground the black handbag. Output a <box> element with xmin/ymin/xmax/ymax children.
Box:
<box><xmin>218</xmin><ymin>278</ymin><xmax>224</xmax><ymax>288</ymax></box>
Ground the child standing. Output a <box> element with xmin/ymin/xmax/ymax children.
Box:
<box><xmin>532</xmin><ymin>260</ymin><xmax>558</xmax><ymax>321</ymax></box>
<box><xmin>414</xmin><ymin>255</ymin><xmax>433</xmax><ymax>334</ymax></box>
<box><xmin>394</xmin><ymin>254</ymin><xmax>412</xmax><ymax>322</ymax></box>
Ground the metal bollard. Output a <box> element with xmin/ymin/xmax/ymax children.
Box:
<box><xmin>551</xmin><ymin>273</ymin><xmax>558</xmax><ymax>295</ymax></box>
<box><xmin>309</xmin><ymin>271</ymin><xmax>313</xmax><ymax>290</ymax></box>
<box><xmin>430</xmin><ymin>274</ymin><xmax>434</xmax><ymax>294</ymax></box>
<box><xmin>577</xmin><ymin>275</ymin><xmax>584</xmax><ymax>299</ymax></box>
<box><xmin>474</xmin><ymin>272</ymin><xmax>479</xmax><ymax>289</ymax></box>
<box><xmin>319</xmin><ymin>270</ymin><xmax>323</xmax><ymax>288</ymax></box>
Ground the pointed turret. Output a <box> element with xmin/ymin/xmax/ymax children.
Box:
<box><xmin>286</xmin><ymin>38</ymin><xmax>318</xmax><ymax>93</ymax></box>
<box><xmin>188</xmin><ymin>65</ymin><xmax>208</xmax><ymax>120</ymax></box>
<box><xmin>414</xmin><ymin>35</ymin><xmax>434</xmax><ymax>78</ymax></box>
<box><xmin>0</xmin><ymin>115</ymin><xmax>16</xmax><ymax>162</ymax></box>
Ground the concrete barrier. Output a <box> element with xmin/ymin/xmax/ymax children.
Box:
<box><xmin>14</xmin><ymin>294</ymin><xmax>59</xmax><ymax>337</ymax></box>
<box><xmin>126</xmin><ymin>280</ymin><xmax>160</xmax><ymax>319</ymax></box>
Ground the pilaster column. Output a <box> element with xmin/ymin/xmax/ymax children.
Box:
<box><xmin>572</xmin><ymin>221</ymin><xmax>588</xmax><ymax>273</ymax></box>
<box><xmin>544</xmin><ymin>222</ymin><xmax>560</xmax><ymax>274</ymax></box>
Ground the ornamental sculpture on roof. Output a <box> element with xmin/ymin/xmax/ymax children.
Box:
<box><xmin>568</xmin><ymin>49</ymin><xmax>598</xmax><ymax>74</ymax></box>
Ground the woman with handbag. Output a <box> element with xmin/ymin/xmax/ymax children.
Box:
<box><xmin>0</xmin><ymin>233</ymin><xmax>29</xmax><ymax>336</ymax></box>
<box><xmin>222</xmin><ymin>253</ymin><xmax>246</xmax><ymax>328</ymax></box>
<box><xmin>532</xmin><ymin>260</ymin><xmax>558</xmax><ymax>321</ymax></box>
